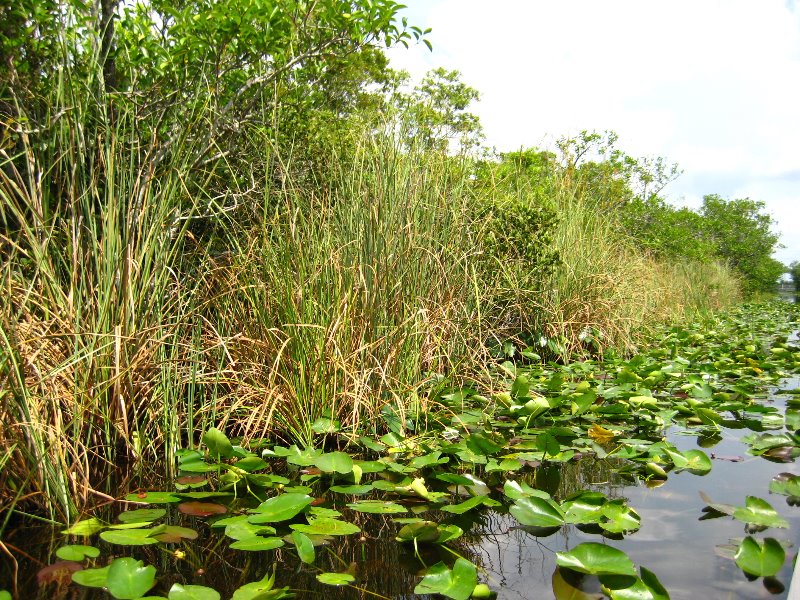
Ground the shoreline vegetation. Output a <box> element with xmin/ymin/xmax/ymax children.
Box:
<box><xmin>0</xmin><ymin>0</ymin><xmax>788</xmax><ymax>529</ymax></box>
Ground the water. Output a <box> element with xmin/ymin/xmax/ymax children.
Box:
<box><xmin>2</xmin><ymin>388</ymin><xmax>799</xmax><ymax>598</ymax></box>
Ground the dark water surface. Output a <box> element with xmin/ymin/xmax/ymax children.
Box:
<box><xmin>3</xmin><ymin>380</ymin><xmax>800</xmax><ymax>600</ymax></box>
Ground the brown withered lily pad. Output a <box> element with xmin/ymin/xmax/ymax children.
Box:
<box><xmin>37</xmin><ymin>561</ymin><xmax>83</xmax><ymax>585</ymax></box>
<box><xmin>178</xmin><ymin>502</ymin><xmax>227</xmax><ymax>517</ymax></box>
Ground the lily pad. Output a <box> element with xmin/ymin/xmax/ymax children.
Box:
<box><xmin>124</xmin><ymin>491</ymin><xmax>182</xmax><ymax>504</ymax></box>
<box><xmin>168</xmin><ymin>583</ymin><xmax>221</xmax><ymax>600</ymax></box>
<box><xmin>229</xmin><ymin>537</ymin><xmax>285</xmax><ymax>551</ymax></box>
<box><xmin>414</xmin><ymin>558</ymin><xmax>477</xmax><ymax>600</ymax></box>
<box><xmin>734</xmin><ymin>536</ymin><xmax>785</xmax><ymax>577</ymax></box>
<box><xmin>316</xmin><ymin>572</ymin><xmax>355</xmax><ymax>586</ymax></box>
<box><xmin>99</xmin><ymin>528</ymin><xmax>162</xmax><ymax>546</ymax></box>
<box><xmin>202</xmin><ymin>427</ymin><xmax>234</xmax><ymax>460</ymax></box>
<box><xmin>248</xmin><ymin>493</ymin><xmax>313</xmax><ymax>523</ymax></box>
<box><xmin>290</xmin><ymin>517</ymin><xmax>361</xmax><ymax>536</ymax></box>
<box><xmin>292</xmin><ymin>531</ymin><xmax>316</xmax><ymax>564</ymax></box>
<box><xmin>63</xmin><ymin>518</ymin><xmax>107</xmax><ymax>536</ymax></box>
<box><xmin>346</xmin><ymin>500</ymin><xmax>407</xmax><ymax>514</ymax></box>
<box><xmin>106</xmin><ymin>558</ymin><xmax>157</xmax><ymax>599</ymax></box>
<box><xmin>118</xmin><ymin>509</ymin><xmax>166</xmax><ymax>523</ymax></box>
<box><xmin>732</xmin><ymin>496</ymin><xmax>789</xmax><ymax>529</ymax></box>
<box><xmin>510</xmin><ymin>496</ymin><xmax>566</xmax><ymax>528</ymax></box>
<box><xmin>314</xmin><ymin>452</ymin><xmax>354</xmax><ymax>474</ymax></box>
<box><xmin>556</xmin><ymin>543</ymin><xmax>637</xmax><ymax>577</ymax></box>
<box><xmin>55</xmin><ymin>545</ymin><xmax>100</xmax><ymax>561</ymax></box>
<box><xmin>178</xmin><ymin>502</ymin><xmax>227</xmax><ymax>517</ymax></box>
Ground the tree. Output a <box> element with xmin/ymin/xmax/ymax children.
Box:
<box><xmin>700</xmin><ymin>195</ymin><xmax>784</xmax><ymax>294</ymax></box>
<box><xmin>789</xmin><ymin>261</ymin><xmax>800</xmax><ymax>293</ymax></box>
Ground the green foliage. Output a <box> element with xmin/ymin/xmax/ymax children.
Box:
<box><xmin>789</xmin><ymin>261</ymin><xmax>800</xmax><ymax>292</ymax></box>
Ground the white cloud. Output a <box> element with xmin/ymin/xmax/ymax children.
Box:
<box><xmin>387</xmin><ymin>0</ymin><xmax>800</xmax><ymax>263</ymax></box>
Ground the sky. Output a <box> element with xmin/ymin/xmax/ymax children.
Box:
<box><xmin>385</xmin><ymin>0</ymin><xmax>800</xmax><ymax>265</ymax></box>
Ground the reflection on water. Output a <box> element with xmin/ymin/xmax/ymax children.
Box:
<box><xmin>2</xmin><ymin>379</ymin><xmax>799</xmax><ymax>599</ymax></box>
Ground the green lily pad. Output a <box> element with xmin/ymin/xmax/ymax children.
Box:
<box><xmin>316</xmin><ymin>572</ymin><xmax>355</xmax><ymax>586</ymax></box>
<box><xmin>124</xmin><ymin>492</ymin><xmax>182</xmax><ymax>504</ymax></box>
<box><xmin>55</xmin><ymin>545</ymin><xmax>100</xmax><ymax>561</ymax></box>
<box><xmin>314</xmin><ymin>452</ymin><xmax>353</xmax><ymax>474</ymax></box>
<box><xmin>769</xmin><ymin>473</ymin><xmax>800</xmax><ymax>497</ymax></box>
<box><xmin>248</xmin><ymin>493</ymin><xmax>313</xmax><ymax>523</ymax></box>
<box><xmin>72</xmin><ymin>566</ymin><xmax>110</xmax><ymax>588</ymax></box>
<box><xmin>397</xmin><ymin>521</ymin><xmax>441</xmax><ymax>543</ymax></box>
<box><xmin>105</xmin><ymin>558</ymin><xmax>157</xmax><ymax>599</ymax></box>
<box><xmin>99</xmin><ymin>528</ymin><xmax>162</xmax><ymax>546</ymax></box>
<box><xmin>413</xmin><ymin>558</ymin><xmax>477</xmax><ymax>600</ymax></box>
<box><xmin>734</xmin><ymin>536</ymin><xmax>785</xmax><ymax>577</ymax></box>
<box><xmin>231</xmin><ymin>571</ymin><xmax>291</xmax><ymax>600</ymax></box>
<box><xmin>346</xmin><ymin>500</ymin><xmax>407</xmax><ymax>514</ymax></box>
<box><xmin>229</xmin><ymin>537</ymin><xmax>285</xmax><ymax>551</ymax></box>
<box><xmin>151</xmin><ymin>525</ymin><xmax>199</xmax><ymax>543</ymax></box>
<box><xmin>556</xmin><ymin>543</ymin><xmax>637</xmax><ymax>577</ymax></box>
<box><xmin>292</xmin><ymin>531</ymin><xmax>316</xmax><ymax>564</ymax></box>
<box><xmin>290</xmin><ymin>517</ymin><xmax>361</xmax><ymax>536</ymax></box>
<box><xmin>118</xmin><ymin>509</ymin><xmax>167</xmax><ymax>523</ymax></box>
<box><xmin>602</xmin><ymin>566</ymin><xmax>669</xmax><ymax>600</ymax></box>
<box><xmin>732</xmin><ymin>496</ymin><xmax>789</xmax><ymax>529</ymax></box>
<box><xmin>441</xmin><ymin>496</ymin><xmax>500</xmax><ymax>514</ymax></box>
<box><xmin>225</xmin><ymin>520</ymin><xmax>276</xmax><ymax>541</ymax></box>
<box><xmin>168</xmin><ymin>583</ymin><xmax>221</xmax><ymax>600</ymax></box>
<box><xmin>510</xmin><ymin>496</ymin><xmax>566</xmax><ymax>528</ymax></box>
<box><xmin>202</xmin><ymin>427</ymin><xmax>234</xmax><ymax>460</ymax></box>
<box><xmin>63</xmin><ymin>517</ymin><xmax>107</xmax><ymax>536</ymax></box>
<box><xmin>329</xmin><ymin>484</ymin><xmax>374</xmax><ymax>495</ymax></box>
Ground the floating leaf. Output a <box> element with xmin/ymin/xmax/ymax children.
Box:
<box><xmin>314</xmin><ymin>452</ymin><xmax>353</xmax><ymax>474</ymax></box>
<box><xmin>329</xmin><ymin>484</ymin><xmax>373</xmax><ymax>495</ymax></box>
<box><xmin>105</xmin><ymin>558</ymin><xmax>157</xmax><ymax>600</ymax></box>
<box><xmin>229</xmin><ymin>537</ymin><xmax>285</xmax><ymax>551</ymax></box>
<box><xmin>224</xmin><ymin>520</ymin><xmax>276</xmax><ymax>541</ymax></box>
<box><xmin>556</xmin><ymin>543</ymin><xmax>637</xmax><ymax>577</ymax></box>
<box><xmin>397</xmin><ymin>521</ymin><xmax>441</xmax><ymax>543</ymax></box>
<box><xmin>231</xmin><ymin>571</ymin><xmax>291</xmax><ymax>600</ymax></box>
<box><xmin>732</xmin><ymin>496</ymin><xmax>789</xmax><ymax>529</ymax></box>
<box><xmin>316</xmin><ymin>572</ymin><xmax>355</xmax><ymax>586</ymax></box>
<box><xmin>292</xmin><ymin>531</ymin><xmax>315</xmax><ymax>564</ymax></box>
<box><xmin>178</xmin><ymin>502</ymin><xmax>227</xmax><ymax>517</ymax></box>
<box><xmin>588</xmin><ymin>425</ymin><xmax>619</xmax><ymax>445</ymax></box>
<box><xmin>346</xmin><ymin>500</ymin><xmax>407</xmax><ymax>514</ymax></box>
<box><xmin>248</xmin><ymin>493</ymin><xmax>313</xmax><ymax>523</ymax></box>
<box><xmin>734</xmin><ymin>536</ymin><xmax>785</xmax><ymax>577</ymax></box>
<box><xmin>769</xmin><ymin>473</ymin><xmax>800</xmax><ymax>497</ymax></box>
<box><xmin>510</xmin><ymin>496</ymin><xmax>566</xmax><ymax>528</ymax></box>
<box><xmin>152</xmin><ymin>525</ymin><xmax>199</xmax><ymax>543</ymax></box>
<box><xmin>413</xmin><ymin>558</ymin><xmax>477</xmax><ymax>600</ymax></box>
<box><xmin>290</xmin><ymin>517</ymin><xmax>361</xmax><ymax>536</ymax></box>
<box><xmin>441</xmin><ymin>496</ymin><xmax>500</xmax><ymax>514</ymax></box>
<box><xmin>168</xmin><ymin>583</ymin><xmax>221</xmax><ymax>600</ymax></box>
<box><xmin>124</xmin><ymin>492</ymin><xmax>181</xmax><ymax>504</ymax></box>
<box><xmin>99</xmin><ymin>528</ymin><xmax>162</xmax><ymax>546</ymax></box>
<box><xmin>118</xmin><ymin>509</ymin><xmax>166</xmax><ymax>523</ymax></box>
<box><xmin>55</xmin><ymin>545</ymin><xmax>100</xmax><ymax>561</ymax></box>
<box><xmin>72</xmin><ymin>565</ymin><xmax>109</xmax><ymax>588</ymax></box>
<box><xmin>63</xmin><ymin>517</ymin><xmax>107</xmax><ymax>536</ymax></box>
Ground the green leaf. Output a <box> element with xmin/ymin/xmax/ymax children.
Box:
<box><xmin>329</xmin><ymin>484</ymin><xmax>373</xmax><ymax>495</ymax></box>
<box><xmin>55</xmin><ymin>544</ymin><xmax>100</xmax><ymax>561</ymax></box>
<box><xmin>734</xmin><ymin>536</ymin><xmax>785</xmax><ymax>577</ymax></box>
<box><xmin>441</xmin><ymin>495</ymin><xmax>500</xmax><ymax>515</ymax></box>
<box><xmin>510</xmin><ymin>496</ymin><xmax>566</xmax><ymax>528</ymax></box>
<box><xmin>168</xmin><ymin>583</ymin><xmax>221</xmax><ymax>600</ymax></box>
<box><xmin>503</xmin><ymin>480</ymin><xmax>551</xmax><ymax>501</ymax></box>
<box><xmin>292</xmin><ymin>531</ymin><xmax>316</xmax><ymax>564</ymax></box>
<box><xmin>291</xmin><ymin>518</ymin><xmax>361</xmax><ymax>536</ymax></box>
<box><xmin>72</xmin><ymin>566</ymin><xmax>110</xmax><ymax>588</ymax></box>
<box><xmin>316</xmin><ymin>572</ymin><xmax>355</xmax><ymax>586</ymax></box>
<box><xmin>0</xmin><ymin>592</ymin><xmax>11</xmax><ymax>600</ymax></box>
<box><xmin>232</xmin><ymin>571</ymin><xmax>291</xmax><ymax>600</ymax></box>
<box><xmin>562</xmin><ymin>492</ymin><xmax>606</xmax><ymax>525</ymax></box>
<box><xmin>99</xmin><ymin>528</ymin><xmax>162</xmax><ymax>546</ymax></box>
<box><xmin>413</xmin><ymin>558</ymin><xmax>477</xmax><ymax>600</ymax></box>
<box><xmin>63</xmin><ymin>517</ymin><xmax>107</xmax><ymax>536</ymax></box>
<box><xmin>600</xmin><ymin>501</ymin><xmax>641</xmax><ymax>534</ymax></box>
<box><xmin>396</xmin><ymin>521</ymin><xmax>441</xmax><ymax>543</ymax></box>
<box><xmin>202</xmin><ymin>427</ymin><xmax>234</xmax><ymax>460</ymax></box>
<box><xmin>314</xmin><ymin>452</ymin><xmax>353</xmax><ymax>474</ymax></box>
<box><xmin>118</xmin><ymin>508</ymin><xmax>167</xmax><ymax>523</ymax></box>
<box><xmin>732</xmin><ymin>496</ymin><xmax>789</xmax><ymax>528</ymax></box>
<box><xmin>229</xmin><ymin>537</ymin><xmax>285</xmax><ymax>551</ymax></box>
<box><xmin>247</xmin><ymin>493</ymin><xmax>313</xmax><ymax>523</ymax></box>
<box><xmin>769</xmin><ymin>473</ymin><xmax>800</xmax><ymax>497</ymax></box>
<box><xmin>556</xmin><ymin>543</ymin><xmax>637</xmax><ymax>577</ymax></box>
<box><xmin>124</xmin><ymin>492</ymin><xmax>181</xmax><ymax>504</ymax></box>
<box><xmin>225</xmin><ymin>520</ymin><xmax>276</xmax><ymax>540</ymax></box>
<box><xmin>105</xmin><ymin>558</ymin><xmax>157</xmax><ymax>599</ymax></box>
<box><xmin>346</xmin><ymin>500</ymin><xmax>407</xmax><ymax>514</ymax></box>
